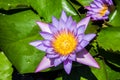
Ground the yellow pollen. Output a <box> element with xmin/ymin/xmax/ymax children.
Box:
<box><xmin>99</xmin><ymin>4</ymin><xmax>108</xmax><ymax>16</ymax></box>
<box><xmin>52</xmin><ymin>31</ymin><xmax>77</xmax><ymax>56</ymax></box>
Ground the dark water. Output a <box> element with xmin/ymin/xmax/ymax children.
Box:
<box><xmin>12</xmin><ymin>68</ymin><xmax>60</xmax><ymax>80</ymax></box>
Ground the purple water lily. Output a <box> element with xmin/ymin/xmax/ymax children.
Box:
<box><xmin>86</xmin><ymin>0</ymin><xmax>113</xmax><ymax>20</ymax></box>
<box><xmin>30</xmin><ymin>11</ymin><xmax>99</xmax><ymax>74</ymax></box>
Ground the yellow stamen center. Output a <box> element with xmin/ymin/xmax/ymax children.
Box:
<box><xmin>52</xmin><ymin>31</ymin><xmax>77</xmax><ymax>56</ymax></box>
<box><xmin>99</xmin><ymin>4</ymin><xmax>108</xmax><ymax>16</ymax></box>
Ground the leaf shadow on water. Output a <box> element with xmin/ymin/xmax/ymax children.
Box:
<box><xmin>62</xmin><ymin>65</ymin><xmax>98</xmax><ymax>80</ymax></box>
<box><xmin>12</xmin><ymin>66</ymin><xmax>62</xmax><ymax>80</ymax></box>
<box><xmin>12</xmin><ymin>65</ymin><xmax>98</xmax><ymax>80</ymax></box>
<box><xmin>98</xmin><ymin>48</ymin><xmax>120</xmax><ymax>71</ymax></box>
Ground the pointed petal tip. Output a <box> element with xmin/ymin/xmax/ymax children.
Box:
<box><xmin>60</xmin><ymin>10</ymin><xmax>67</xmax><ymax>22</ymax></box>
<box><xmin>92</xmin><ymin>33</ymin><xmax>96</xmax><ymax>37</ymax></box>
<box><xmin>35</xmin><ymin>56</ymin><xmax>53</xmax><ymax>73</ymax></box>
<box><xmin>36</xmin><ymin>21</ymin><xmax>44</xmax><ymax>26</ymax></box>
<box><xmin>95</xmin><ymin>64</ymin><xmax>100</xmax><ymax>69</ymax></box>
<box><xmin>62</xmin><ymin>10</ymin><xmax>65</xmax><ymax>14</ymax></box>
<box><xmin>36</xmin><ymin>21</ymin><xmax>51</xmax><ymax>33</ymax></box>
<box><xmin>64</xmin><ymin>67</ymin><xmax>71</xmax><ymax>75</ymax></box>
<box><xmin>35</xmin><ymin>69</ymin><xmax>40</xmax><ymax>73</ymax></box>
<box><xmin>29</xmin><ymin>42</ymin><xmax>33</xmax><ymax>46</ymax></box>
<box><xmin>93</xmin><ymin>62</ymin><xmax>100</xmax><ymax>69</ymax></box>
<box><xmin>36</xmin><ymin>21</ymin><xmax>48</xmax><ymax>27</ymax></box>
<box><xmin>77</xmin><ymin>16</ymin><xmax>90</xmax><ymax>29</ymax></box>
<box><xmin>64</xmin><ymin>60</ymin><xmax>72</xmax><ymax>75</ymax></box>
<box><xmin>85</xmin><ymin>6</ymin><xmax>91</xmax><ymax>10</ymax></box>
<box><xmin>52</xmin><ymin>16</ymin><xmax>57</xmax><ymax>21</ymax></box>
<box><xmin>29</xmin><ymin>42</ymin><xmax>35</xmax><ymax>47</ymax></box>
<box><xmin>61</xmin><ymin>10</ymin><xmax>67</xmax><ymax>16</ymax></box>
<box><xmin>77</xmin><ymin>25</ymin><xmax>86</xmax><ymax>34</ymax></box>
<box><xmin>76</xmin><ymin>49</ymin><xmax>100</xmax><ymax>69</ymax></box>
<box><xmin>29</xmin><ymin>41</ymin><xmax>42</xmax><ymax>47</ymax></box>
<box><xmin>66</xmin><ymin>70</ymin><xmax>71</xmax><ymax>74</ymax></box>
<box><xmin>90</xmin><ymin>60</ymin><xmax>100</xmax><ymax>69</ymax></box>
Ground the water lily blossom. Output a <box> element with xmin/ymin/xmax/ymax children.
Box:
<box><xmin>86</xmin><ymin>0</ymin><xmax>113</xmax><ymax>20</ymax></box>
<box><xmin>30</xmin><ymin>11</ymin><xmax>99</xmax><ymax>74</ymax></box>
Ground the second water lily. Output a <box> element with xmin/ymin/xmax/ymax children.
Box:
<box><xmin>86</xmin><ymin>0</ymin><xmax>113</xmax><ymax>20</ymax></box>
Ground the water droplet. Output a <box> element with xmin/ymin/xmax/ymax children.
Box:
<box><xmin>24</xmin><ymin>56</ymin><xmax>31</xmax><ymax>64</ymax></box>
<box><xmin>26</xmin><ymin>59</ymin><xmax>31</xmax><ymax>64</ymax></box>
<box><xmin>8</xmin><ymin>4</ymin><xmax>11</xmax><ymax>6</ymax></box>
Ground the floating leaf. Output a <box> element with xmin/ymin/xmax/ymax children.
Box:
<box><xmin>29</xmin><ymin>0</ymin><xmax>80</xmax><ymax>22</ymax></box>
<box><xmin>0</xmin><ymin>0</ymin><xmax>29</xmax><ymax>10</ymax></box>
<box><xmin>77</xmin><ymin>0</ymin><xmax>93</xmax><ymax>6</ymax></box>
<box><xmin>106</xmin><ymin>64</ymin><xmax>120</xmax><ymax>80</ymax></box>
<box><xmin>99</xmin><ymin>49</ymin><xmax>120</xmax><ymax>68</ymax></box>
<box><xmin>97</xmin><ymin>27</ymin><xmax>120</xmax><ymax>52</ymax></box>
<box><xmin>85</xmin><ymin>21</ymin><xmax>99</xmax><ymax>34</ymax></box>
<box><xmin>109</xmin><ymin>0</ymin><xmax>120</xmax><ymax>27</ymax></box>
<box><xmin>0</xmin><ymin>10</ymin><xmax>45</xmax><ymax>74</ymax></box>
<box><xmin>0</xmin><ymin>52</ymin><xmax>13</xmax><ymax>80</ymax></box>
<box><xmin>91</xmin><ymin>58</ymin><xmax>107</xmax><ymax>80</ymax></box>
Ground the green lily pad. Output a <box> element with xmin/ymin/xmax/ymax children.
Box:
<box><xmin>0</xmin><ymin>10</ymin><xmax>45</xmax><ymax>74</ymax></box>
<box><xmin>0</xmin><ymin>52</ymin><xmax>13</xmax><ymax>80</ymax></box>
<box><xmin>97</xmin><ymin>27</ymin><xmax>120</xmax><ymax>52</ymax></box>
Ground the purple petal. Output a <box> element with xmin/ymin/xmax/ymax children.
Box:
<box><xmin>91</xmin><ymin>14</ymin><xmax>103</xmax><ymax>20</ymax></box>
<box><xmin>85</xmin><ymin>6</ymin><xmax>91</xmax><ymax>10</ymax></box>
<box><xmin>105</xmin><ymin>10</ymin><xmax>110</xmax><ymax>16</ymax></box>
<box><xmin>52</xmin><ymin>16</ymin><xmax>59</xmax><ymax>27</ymax></box>
<box><xmin>95</xmin><ymin>0</ymin><xmax>104</xmax><ymax>4</ymax></box>
<box><xmin>46</xmin><ymin>48</ymin><xmax>55</xmax><ymax>54</ymax></box>
<box><xmin>83</xmin><ymin>34</ymin><xmax>96</xmax><ymax>42</ymax></box>
<box><xmin>76</xmin><ymin>49</ymin><xmax>100</xmax><ymax>68</ymax></box>
<box><xmin>30</xmin><ymin>41</ymin><xmax>47</xmax><ymax>51</ymax></box>
<box><xmin>59</xmin><ymin>18</ymin><xmax>66</xmax><ymax>29</ymax></box>
<box><xmin>92</xmin><ymin>14</ymin><xmax>108</xmax><ymax>20</ymax></box>
<box><xmin>49</xmin><ymin>24</ymin><xmax>58</xmax><ymax>33</ymax></box>
<box><xmin>80</xmin><ymin>40</ymin><xmax>89</xmax><ymax>48</ymax></box>
<box><xmin>43</xmin><ymin>40</ymin><xmax>51</xmax><ymax>47</ymax></box>
<box><xmin>91</xmin><ymin>14</ymin><xmax>99</xmax><ymax>18</ymax></box>
<box><xmin>77</xmin><ymin>17</ymin><xmax>90</xmax><ymax>29</ymax></box>
<box><xmin>93</xmin><ymin>0</ymin><xmax>102</xmax><ymax>8</ymax></box>
<box><xmin>60</xmin><ymin>11</ymin><xmax>67</xmax><ymax>22</ymax></box>
<box><xmin>76</xmin><ymin>44</ymin><xmax>83</xmax><ymax>52</ymax></box>
<box><xmin>64</xmin><ymin>60</ymin><xmax>72</xmax><ymax>74</ymax></box>
<box><xmin>35</xmin><ymin>56</ymin><xmax>53</xmax><ymax>72</ymax></box>
<box><xmin>76</xmin><ymin>45</ymin><xmax>83</xmax><ymax>52</ymax></box>
<box><xmin>90</xmin><ymin>15</ymin><xmax>99</xmax><ymax>20</ymax></box>
<box><xmin>77</xmin><ymin>34</ymin><xmax>84</xmax><ymax>42</ymax></box>
<box><xmin>87</xmin><ymin>11</ymin><xmax>96</xmax><ymax>15</ymax></box>
<box><xmin>77</xmin><ymin>25</ymin><xmax>85</xmax><ymax>35</ymax></box>
<box><xmin>60</xmin><ymin>56</ymin><xmax>68</xmax><ymax>61</ymax></box>
<box><xmin>90</xmin><ymin>3</ymin><xmax>98</xmax><ymax>8</ymax></box>
<box><xmin>107</xmin><ymin>0</ymin><xmax>113</xmax><ymax>5</ymax></box>
<box><xmin>68</xmin><ymin>53</ymin><xmax>76</xmax><ymax>61</ymax></box>
<box><xmin>36</xmin><ymin>21</ymin><xmax>51</xmax><ymax>33</ymax></box>
<box><xmin>102</xmin><ymin>16</ymin><xmax>108</xmax><ymax>20</ymax></box>
<box><xmin>30</xmin><ymin>40</ymin><xmax>42</xmax><ymax>46</ymax></box>
<box><xmin>40</xmin><ymin>32</ymin><xmax>53</xmax><ymax>40</ymax></box>
<box><xmin>91</xmin><ymin>8</ymin><xmax>101</xmax><ymax>13</ymax></box>
<box><xmin>66</xmin><ymin>16</ymin><xmax>73</xmax><ymax>28</ymax></box>
<box><xmin>54</xmin><ymin>58</ymin><xmax>62</xmax><ymax>66</ymax></box>
<box><xmin>69</xmin><ymin>21</ymin><xmax>77</xmax><ymax>32</ymax></box>
<box><xmin>46</xmin><ymin>54</ymin><xmax>59</xmax><ymax>58</ymax></box>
